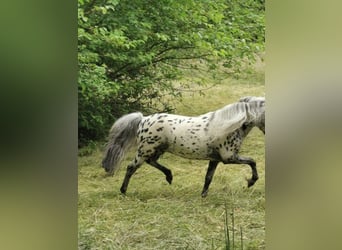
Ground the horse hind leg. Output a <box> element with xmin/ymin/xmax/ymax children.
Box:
<box><xmin>146</xmin><ymin>159</ymin><xmax>173</xmax><ymax>184</ymax></box>
<box><xmin>120</xmin><ymin>156</ymin><xmax>144</xmax><ymax>194</ymax></box>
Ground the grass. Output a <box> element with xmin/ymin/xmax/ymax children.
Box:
<box><xmin>78</xmin><ymin>69</ymin><xmax>265</xmax><ymax>249</ymax></box>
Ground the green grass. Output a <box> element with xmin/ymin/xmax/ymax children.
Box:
<box><xmin>78</xmin><ymin>71</ymin><xmax>265</xmax><ymax>249</ymax></box>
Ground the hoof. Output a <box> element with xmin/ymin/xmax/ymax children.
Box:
<box><xmin>201</xmin><ymin>191</ymin><xmax>208</xmax><ymax>198</ymax></box>
<box><xmin>166</xmin><ymin>175</ymin><xmax>173</xmax><ymax>184</ymax></box>
<box><xmin>120</xmin><ymin>187</ymin><xmax>127</xmax><ymax>194</ymax></box>
<box><xmin>247</xmin><ymin>178</ymin><xmax>257</xmax><ymax>188</ymax></box>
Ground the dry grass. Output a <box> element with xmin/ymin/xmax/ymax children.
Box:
<box><xmin>78</xmin><ymin>70</ymin><xmax>265</xmax><ymax>249</ymax></box>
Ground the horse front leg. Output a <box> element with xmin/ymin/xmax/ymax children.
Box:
<box><xmin>224</xmin><ymin>156</ymin><xmax>258</xmax><ymax>188</ymax></box>
<box><xmin>201</xmin><ymin>160</ymin><xmax>219</xmax><ymax>198</ymax></box>
<box><xmin>246</xmin><ymin>159</ymin><xmax>258</xmax><ymax>187</ymax></box>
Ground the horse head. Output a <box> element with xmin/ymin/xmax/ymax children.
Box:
<box><xmin>239</xmin><ymin>96</ymin><xmax>265</xmax><ymax>134</ymax></box>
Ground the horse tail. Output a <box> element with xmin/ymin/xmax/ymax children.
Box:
<box><xmin>102</xmin><ymin>112</ymin><xmax>143</xmax><ymax>175</ymax></box>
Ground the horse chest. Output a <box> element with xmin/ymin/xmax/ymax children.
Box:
<box><xmin>209</xmin><ymin>131</ymin><xmax>243</xmax><ymax>161</ymax></box>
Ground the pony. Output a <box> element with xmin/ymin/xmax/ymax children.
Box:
<box><xmin>102</xmin><ymin>96</ymin><xmax>265</xmax><ymax>197</ymax></box>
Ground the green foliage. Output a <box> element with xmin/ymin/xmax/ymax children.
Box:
<box><xmin>221</xmin><ymin>0</ymin><xmax>265</xmax><ymax>68</ymax></box>
<box><xmin>78</xmin><ymin>0</ymin><xmax>264</xmax><ymax>145</ymax></box>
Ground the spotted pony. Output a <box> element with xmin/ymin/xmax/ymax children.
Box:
<box><xmin>102</xmin><ymin>96</ymin><xmax>265</xmax><ymax>197</ymax></box>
